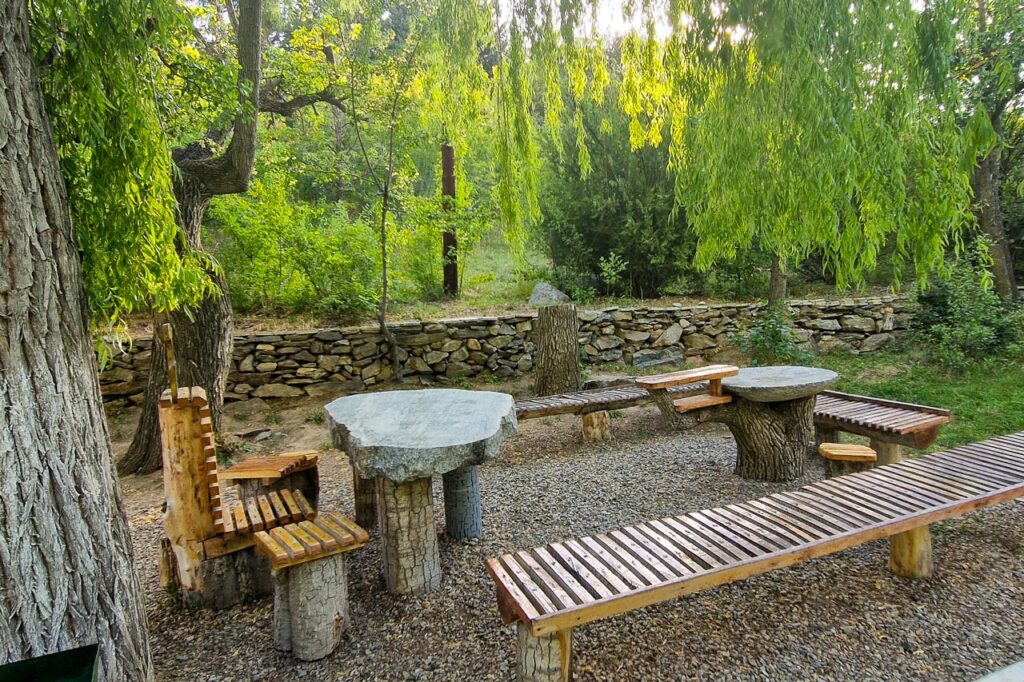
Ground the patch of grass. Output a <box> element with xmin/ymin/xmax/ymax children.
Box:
<box><xmin>814</xmin><ymin>348</ymin><xmax>1024</xmax><ymax>451</ymax></box>
<box><xmin>305</xmin><ymin>408</ymin><xmax>325</xmax><ymax>425</ymax></box>
<box><xmin>266</xmin><ymin>411</ymin><xmax>284</xmax><ymax>426</ymax></box>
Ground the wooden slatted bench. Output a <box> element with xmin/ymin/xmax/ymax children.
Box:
<box><xmin>486</xmin><ymin>432</ymin><xmax>1024</xmax><ymax>681</ymax></box>
<box><xmin>252</xmin><ymin>513</ymin><xmax>369</xmax><ymax>661</ymax></box>
<box><xmin>636</xmin><ymin>364</ymin><xmax>739</xmax><ymax>413</ymax></box>
<box><xmin>514</xmin><ymin>375</ymin><xmax>952</xmax><ymax>453</ymax></box>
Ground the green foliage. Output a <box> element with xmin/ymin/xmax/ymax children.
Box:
<box><xmin>207</xmin><ymin>171</ymin><xmax>378</xmax><ymax>321</ymax></box>
<box><xmin>734</xmin><ymin>312</ymin><xmax>812</xmax><ymax>367</ymax></box>
<box><xmin>394</xmin><ymin>195</ymin><xmax>491</xmax><ymax>300</ymax></box>
<box><xmin>31</xmin><ymin>0</ymin><xmax>212</xmax><ymax>332</ymax></box>
<box><xmin>914</xmin><ymin>241</ymin><xmax>1024</xmax><ymax>369</ymax></box>
<box><xmin>539</xmin><ymin>64</ymin><xmax>696</xmax><ymax>297</ymax></box>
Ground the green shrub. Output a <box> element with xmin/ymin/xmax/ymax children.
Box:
<box><xmin>734</xmin><ymin>312</ymin><xmax>813</xmax><ymax>366</ymax></box>
<box><xmin>914</xmin><ymin>241</ymin><xmax>1024</xmax><ymax>369</ymax></box>
<box><xmin>206</xmin><ymin>171</ymin><xmax>379</xmax><ymax>322</ymax></box>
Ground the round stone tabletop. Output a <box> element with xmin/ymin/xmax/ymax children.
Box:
<box><xmin>722</xmin><ymin>366</ymin><xmax>839</xmax><ymax>402</ymax></box>
<box><xmin>325</xmin><ymin>389</ymin><xmax>518</xmax><ymax>482</ymax></box>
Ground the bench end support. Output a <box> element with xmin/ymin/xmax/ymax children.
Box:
<box><xmin>518</xmin><ymin>623</ymin><xmax>572</xmax><ymax>682</ymax></box>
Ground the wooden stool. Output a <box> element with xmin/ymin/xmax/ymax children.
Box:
<box><xmin>253</xmin><ymin>513</ymin><xmax>369</xmax><ymax>661</ymax></box>
<box><xmin>819</xmin><ymin>442</ymin><xmax>877</xmax><ymax>477</ymax></box>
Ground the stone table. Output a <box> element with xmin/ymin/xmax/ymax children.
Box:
<box><xmin>719</xmin><ymin>366</ymin><xmax>839</xmax><ymax>482</ymax></box>
<box><xmin>326</xmin><ymin>389</ymin><xmax>517</xmax><ymax>594</ymax></box>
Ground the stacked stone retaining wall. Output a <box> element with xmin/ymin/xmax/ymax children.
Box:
<box><xmin>100</xmin><ymin>295</ymin><xmax>911</xmax><ymax>403</ymax></box>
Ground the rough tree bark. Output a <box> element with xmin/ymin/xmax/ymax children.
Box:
<box><xmin>767</xmin><ymin>254</ymin><xmax>788</xmax><ymax>312</ymax></box>
<box><xmin>376</xmin><ymin>476</ymin><xmax>441</xmax><ymax>594</ymax></box>
<box><xmin>441</xmin><ymin>142</ymin><xmax>458</xmax><ymax>296</ymax></box>
<box><xmin>272</xmin><ymin>554</ymin><xmax>349</xmax><ymax>661</ymax></box>
<box><xmin>0</xmin><ymin>3</ymin><xmax>152</xmax><ymax>676</ymax></box>
<box><xmin>972</xmin><ymin>115</ymin><xmax>1018</xmax><ymax>302</ymax></box>
<box><xmin>534</xmin><ymin>303</ymin><xmax>581</xmax><ymax>396</ymax></box>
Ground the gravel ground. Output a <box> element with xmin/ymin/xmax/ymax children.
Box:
<box><xmin>123</xmin><ymin>405</ymin><xmax>1024</xmax><ymax>681</ymax></box>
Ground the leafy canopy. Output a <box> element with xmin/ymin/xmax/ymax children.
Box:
<box><xmin>31</xmin><ymin>0</ymin><xmax>213</xmax><ymax>333</ymax></box>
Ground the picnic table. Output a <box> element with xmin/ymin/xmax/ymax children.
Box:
<box><xmin>645</xmin><ymin>365</ymin><xmax>838</xmax><ymax>482</ymax></box>
<box><xmin>326</xmin><ymin>389</ymin><xmax>518</xmax><ymax>594</ymax></box>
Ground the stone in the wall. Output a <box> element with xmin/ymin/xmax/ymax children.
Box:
<box><xmin>633</xmin><ymin>347</ymin><xmax>684</xmax><ymax>369</ymax></box>
<box><xmin>450</xmin><ymin>346</ymin><xmax>470</xmax><ymax>362</ymax></box>
<box><xmin>653</xmin><ymin>323</ymin><xmax>684</xmax><ymax>347</ymax></box>
<box><xmin>860</xmin><ymin>333</ymin><xmax>895</xmax><ymax>353</ymax></box>
<box><xmin>490</xmin><ymin>335</ymin><xmax>514</xmax><ymax>349</ymax></box>
<box><xmin>683</xmin><ymin>333</ymin><xmax>716</xmax><ymax>351</ymax></box>
<box><xmin>424</xmin><ymin>350</ymin><xmax>448</xmax><ymax>364</ymax></box>
<box><xmin>239</xmin><ymin>355</ymin><xmax>255</xmax><ymax>372</ymax></box>
<box><xmin>817</xmin><ymin>337</ymin><xmax>853</xmax><ymax>354</ymax></box>
<box><xmin>440</xmin><ymin>339</ymin><xmax>462</xmax><ymax>352</ymax></box>
<box><xmin>620</xmin><ymin>330</ymin><xmax>651</xmax><ymax>342</ymax></box>
<box><xmin>408</xmin><ymin>357</ymin><xmax>431</xmax><ymax>373</ymax></box>
<box><xmin>803</xmin><ymin>318</ymin><xmax>842</xmax><ymax>331</ymax></box>
<box><xmin>353</xmin><ymin>342</ymin><xmax>378</xmax><ymax>360</ymax></box>
<box><xmin>253</xmin><ymin>383</ymin><xmax>304</xmax><ymax>398</ymax></box>
<box><xmin>446</xmin><ymin>361</ymin><xmax>475</xmax><ymax>378</ymax></box>
<box><xmin>840</xmin><ymin>315</ymin><xmax>875</xmax><ymax>333</ymax></box>
<box><xmin>595</xmin><ymin>336</ymin><xmax>624</xmax><ymax>351</ymax></box>
<box><xmin>256</xmin><ymin>362</ymin><xmax>277</xmax><ymax>372</ymax></box>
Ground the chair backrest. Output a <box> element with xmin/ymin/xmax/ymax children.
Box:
<box><xmin>158</xmin><ymin>386</ymin><xmax>222</xmax><ymax>541</ymax></box>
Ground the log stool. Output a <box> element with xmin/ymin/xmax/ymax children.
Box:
<box><xmin>819</xmin><ymin>442</ymin><xmax>877</xmax><ymax>477</ymax></box>
<box><xmin>253</xmin><ymin>513</ymin><xmax>369</xmax><ymax>661</ymax></box>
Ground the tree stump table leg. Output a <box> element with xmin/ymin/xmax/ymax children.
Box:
<box><xmin>517</xmin><ymin>623</ymin><xmax>572</xmax><ymax>682</ymax></box>
<box><xmin>722</xmin><ymin>395</ymin><xmax>816</xmax><ymax>482</ymax></box>
<box><xmin>443</xmin><ymin>465</ymin><xmax>483</xmax><ymax>540</ymax></box>
<box><xmin>580</xmin><ymin>410</ymin><xmax>612</xmax><ymax>442</ymax></box>
<box><xmin>353</xmin><ymin>469</ymin><xmax>377</xmax><ymax>530</ymax></box>
<box><xmin>272</xmin><ymin>552</ymin><xmax>349</xmax><ymax>661</ymax></box>
<box><xmin>377</xmin><ymin>476</ymin><xmax>441</xmax><ymax>594</ymax></box>
<box><xmin>872</xmin><ymin>439</ymin><xmax>933</xmax><ymax>578</ymax></box>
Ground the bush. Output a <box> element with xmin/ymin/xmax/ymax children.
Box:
<box><xmin>914</xmin><ymin>242</ymin><xmax>1024</xmax><ymax>369</ymax></box>
<box><xmin>734</xmin><ymin>312</ymin><xmax>813</xmax><ymax>366</ymax></box>
<box><xmin>206</xmin><ymin>172</ymin><xmax>380</xmax><ymax>322</ymax></box>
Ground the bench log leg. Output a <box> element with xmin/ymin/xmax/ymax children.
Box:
<box><xmin>273</xmin><ymin>553</ymin><xmax>350</xmax><ymax>661</ymax></box>
<box><xmin>815</xmin><ymin>425</ymin><xmax>838</xmax><ymax>448</ymax></box>
<box><xmin>443</xmin><ymin>465</ymin><xmax>483</xmax><ymax>540</ymax></box>
<box><xmin>377</xmin><ymin>476</ymin><xmax>442</xmax><ymax>594</ymax></box>
<box><xmin>580</xmin><ymin>410</ymin><xmax>612</xmax><ymax>442</ymax></box>
<box><xmin>353</xmin><ymin>470</ymin><xmax>377</xmax><ymax>530</ymax></box>
<box><xmin>872</xmin><ymin>439</ymin><xmax>933</xmax><ymax>578</ymax></box>
<box><xmin>517</xmin><ymin>623</ymin><xmax>572</xmax><ymax>682</ymax></box>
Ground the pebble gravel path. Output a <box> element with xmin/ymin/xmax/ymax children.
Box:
<box><xmin>125</xmin><ymin>406</ymin><xmax>1024</xmax><ymax>681</ymax></box>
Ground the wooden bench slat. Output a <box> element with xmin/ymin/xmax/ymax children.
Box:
<box><xmin>257</xmin><ymin>495</ymin><xmax>277</xmax><ymax>530</ymax></box>
<box><xmin>543</xmin><ymin>544</ymin><xmax>616</xmax><ymax>600</ymax></box>
<box><xmin>279</xmin><ymin>489</ymin><xmax>304</xmax><ymax>522</ymax></box>
<box><xmin>287</xmin><ymin>522</ymin><xmax>325</xmax><ymax>556</ymax></box>
<box><xmin>266</xmin><ymin>491</ymin><xmax>291</xmax><ymax>525</ymax></box>
<box><xmin>489</xmin><ymin>436</ymin><xmax>1024</xmax><ymax>637</ymax></box>
<box><xmin>635</xmin><ymin>364</ymin><xmax>740</xmax><ymax>390</ymax></box>
<box><xmin>499</xmin><ymin>555</ymin><xmax>560</xmax><ymax>616</ymax></box>
<box><xmin>232</xmin><ymin>501</ymin><xmax>250</xmax><ymax>535</ymax></box>
<box><xmin>270</xmin><ymin>526</ymin><xmax>306</xmax><ymax>559</ymax></box>
<box><xmin>315</xmin><ymin>514</ymin><xmax>356</xmax><ymax>546</ymax></box>
<box><xmin>515</xmin><ymin>551</ymin><xmax>583</xmax><ymax>611</ymax></box>
<box><xmin>244</xmin><ymin>497</ymin><xmax>266</xmax><ymax>532</ymax></box>
<box><xmin>253</xmin><ymin>530</ymin><xmax>289</xmax><ymax>564</ymax></box>
<box><xmin>672</xmin><ymin>394</ymin><xmax>732</xmax><ymax>413</ymax></box>
<box><xmin>292</xmin><ymin>489</ymin><xmax>316</xmax><ymax>520</ymax></box>
<box><xmin>769</xmin><ymin>492</ymin><xmax>864</xmax><ymax>531</ymax></box>
<box><xmin>299</xmin><ymin>520</ymin><xmax>338</xmax><ymax>552</ymax></box>
<box><xmin>557</xmin><ymin>540</ymin><xmax>635</xmax><ymax>594</ymax></box>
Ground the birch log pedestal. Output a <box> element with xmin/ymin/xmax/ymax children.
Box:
<box><xmin>719</xmin><ymin>366</ymin><xmax>839</xmax><ymax>482</ymax></box>
<box><xmin>326</xmin><ymin>389</ymin><xmax>518</xmax><ymax>594</ymax></box>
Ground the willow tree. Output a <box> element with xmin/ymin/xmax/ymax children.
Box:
<box><xmin>493</xmin><ymin>1</ymin><xmax>979</xmax><ymax>295</ymax></box>
<box><xmin>3</xmin><ymin>0</ymin><xmax>212</xmax><ymax>676</ymax></box>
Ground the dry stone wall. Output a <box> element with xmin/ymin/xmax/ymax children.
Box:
<box><xmin>100</xmin><ymin>295</ymin><xmax>911</xmax><ymax>403</ymax></box>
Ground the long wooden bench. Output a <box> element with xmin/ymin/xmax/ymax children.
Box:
<box><xmin>486</xmin><ymin>432</ymin><xmax>1024</xmax><ymax>681</ymax></box>
<box><xmin>514</xmin><ymin>373</ymin><xmax>952</xmax><ymax>452</ymax></box>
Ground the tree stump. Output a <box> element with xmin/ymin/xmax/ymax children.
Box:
<box><xmin>872</xmin><ymin>439</ymin><xmax>933</xmax><ymax>578</ymax></box>
<box><xmin>720</xmin><ymin>396</ymin><xmax>816</xmax><ymax>482</ymax></box>
<box><xmin>377</xmin><ymin>476</ymin><xmax>441</xmax><ymax>594</ymax></box>
<box><xmin>580</xmin><ymin>410</ymin><xmax>612</xmax><ymax>442</ymax></box>
<box><xmin>352</xmin><ymin>470</ymin><xmax>377</xmax><ymax>530</ymax></box>
<box><xmin>272</xmin><ymin>553</ymin><xmax>349</xmax><ymax>661</ymax></box>
<box><xmin>443</xmin><ymin>465</ymin><xmax>482</xmax><ymax>540</ymax></box>
<box><xmin>517</xmin><ymin>624</ymin><xmax>572</xmax><ymax>682</ymax></box>
<box><xmin>534</xmin><ymin>302</ymin><xmax>581</xmax><ymax>396</ymax></box>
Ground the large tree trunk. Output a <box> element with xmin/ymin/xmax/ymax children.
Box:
<box><xmin>0</xmin><ymin>3</ymin><xmax>152</xmax><ymax>677</ymax></box>
<box><xmin>120</xmin><ymin>179</ymin><xmax>233</xmax><ymax>475</ymax></box>
<box><xmin>973</xmin><ymin>116</ymin><xmax>1018</xmax><ymax>301</ymax></box>
<box><xmin>534</xmin><ymin>303</ymin><xmax>581</xmax><ymax>395</ymax></box>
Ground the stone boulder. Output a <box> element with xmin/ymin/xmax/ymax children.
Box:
<box><xmin>528</xmin><ymin>282</ymin><xmax>572</xmax><ymax>307</ymax></box>
<box><xmin>633</xmin><ymin>346</ymin><xmax>684</xmax><ymax>369</ymax></box>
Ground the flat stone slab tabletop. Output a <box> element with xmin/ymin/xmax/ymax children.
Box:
<box><xmin>325</xmin><ymin>389</ymin><xmax>517</xmax><ymax>595</ymax></box>
<box><xmin>723</xmin><ymin>366</ymin><xmax>839</xmax><ymax>402</ymax></box>
<box><xmin>325</xmin><ymin>388</ymin><xmax>517</xmax><ymax>482</ymax></box>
